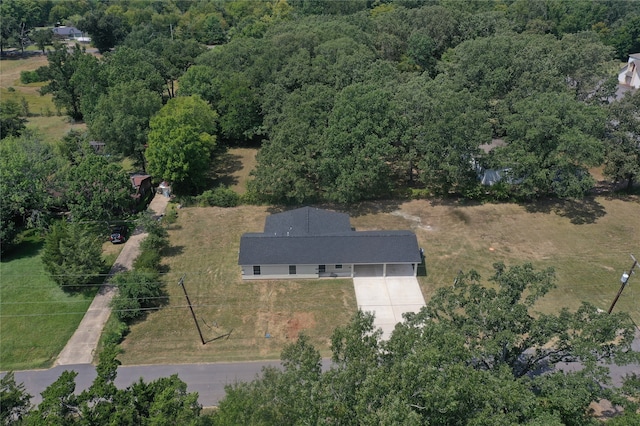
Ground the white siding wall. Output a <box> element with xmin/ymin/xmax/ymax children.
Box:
<box><xmin>322</xmin><ymin>264</ymin><xmax>352</xmax><ymax>277</ymax></box>
<box><xmin>241</xmin><ymin>264</ymin><xmax>319</xmax><ymax>280</ymax></box>
<box><xmin>619</xmin><ymin>58</ymin><xmax>640</xmax><ymax>89</ymax></box>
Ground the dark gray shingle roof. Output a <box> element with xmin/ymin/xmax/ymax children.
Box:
<box><xmin>239</xmin><ymin>207</ymin><xmax>421</xmax><ymax>265</ymax></box>
<box><xmin>264</xmin><ymin>206</ymin><xmax>351</xmax><ymax>236</ymax></box>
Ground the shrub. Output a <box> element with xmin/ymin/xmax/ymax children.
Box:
<box><xmin>137</xmin><ymin>212</ymin><xmax>168</xmax><ymax>239</ymax></box>
<box><xmin>41</xmin><ymin>221</ymin><xmax>105</xmax><ymax>291</ymax></box>
<box><xmin>239</xmin><ymin>189</ymin><xmax>263</xmax><ymax>205</ymax></box>
<box><xmin>140</xmin><ymin>233</ymin><xmax>168</xmax><ymax>252</ymax></box>
<box><xmin>102</xmin><ymin>318</ymin><xmax>129</xmax><ymax>346</ymax></box>
<box><xmin>110</xmin><ymin>270</ymin><xmax>163</xmax><ymax>322</ymax></box>
<box><xmin>19</xmin><ymin>69</ymin><xmax>47</xmax><ymax>84</ymax></box>
<box><xmin>163</xmin><ymin>205</ymin><xmax>178</xmax><ymax>224</ymax></box>
<box><xmin>133</xmin><ymin>249</ymin><xmax>161</xmax><ymax>272</ymax></box>
<box><xmin>409</xmin><ymin>188</ymin><xmax>432</xmax><ymax>199</ymax></box>
<box><xmin>197</xmin><ymin>186</ymin><xmax>239</xmax><ymax>207</ymax></box>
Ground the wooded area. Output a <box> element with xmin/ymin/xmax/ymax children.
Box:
<box><xmin>3</xmin><ymin>0</ymin><xmax>640</xmax><ymax>242</ymax></box>
<box><xmin>2</xmin><ymin>0</ymin><xmax>640</xmax><ymax>423</ymax></box>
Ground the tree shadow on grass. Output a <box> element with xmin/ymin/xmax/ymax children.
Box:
<box><xmin>0</xmin><ymin>237</ymin><xmax>43</xmax><ymax>262</ymax></box>
<box><xmin>212</xmin><ymin>152</ymin><xmax>243</xmax><ymax>188</ymax></box>
<box><xmin>161</xmin><ymin>245</ymin><xmax>184</xmax><ymax>257</ymax></box>
<box><xmin>521</xmin><ymin>196</ymin><xmax>606</xmax><ymax>225</ymax></box>
<box><xmin>265</xmin><ymin>200</ymin><xmax>403</xmax><ymax>217</ymax></box>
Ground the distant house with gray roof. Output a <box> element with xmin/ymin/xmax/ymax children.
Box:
<box><xmin>52</xmin><ymin>26</ymin><xmax>90</xmax><ymax>43</ymax></box>
<box><xmin>238</xmin><ymin>207</ymin><xmax>422</xmax><ymax>279</ymax></box>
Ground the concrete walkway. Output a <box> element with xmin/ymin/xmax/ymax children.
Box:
<box><xmin>352</xmin><ymin>264</ymin><xmax>426</xmax><ymax>339</ymax></box>
<box><xmin>55</xmin><ymin>194</ymin><xmax>171</xmax><ymax>366</ymax></box>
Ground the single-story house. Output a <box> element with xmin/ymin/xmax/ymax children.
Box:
<box><xmin>238</xmin><ymin>207</ymin><xmax>422</xmax><ymax>280</ymax></box>
<box><xmin>52</xmin><ymin>26</ymin><xmax>85</xmax><ymax>40</ymax></box>
<box><xmin>619</xmin><ymin>53</ymin><xmax>640</xmax><ymax>89</ymax></box>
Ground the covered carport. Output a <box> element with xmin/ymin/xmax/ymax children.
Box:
<box><xmin>353</xmin><ymin>263</ymin><xmax>418</xmax><ymax>277</ymax></box>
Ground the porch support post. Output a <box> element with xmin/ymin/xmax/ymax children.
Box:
<box><xmin>413</xmin><ymin>263</ymin><xmax>417</xmax><ymax>276</ymax></box>
<box><xmin>383</xmin><ymin>263</ymin><xmax>387</xmax><ymax>277</ymax></box>
<box><xmin>351</xmin><ymin>264</ymin><xmax>354</xmax><ymax>278</ymax></box>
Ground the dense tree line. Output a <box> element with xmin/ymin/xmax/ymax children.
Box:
<box><xmin>4</xmin><ymin>0</ymin><xmax>640</xmax><ymax>248</ymax></box>
<box><xmin>3</xmin><ymin>0</ymin><xmax>640</xmax><ymax>242</ymax></box>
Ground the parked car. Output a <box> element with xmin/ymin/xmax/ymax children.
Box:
<box><xmin>109</xmin><ymin>226</ymin><xmax>127</xmax><ymax>244</ymax></box>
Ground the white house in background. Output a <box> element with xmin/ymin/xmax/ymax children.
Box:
<box><xmin>238</xmin><ymin>207</ymin><xmax>422</xmax><ymax>280</ymax></box>
<box><xmin>52</xmin><ymin>26</ymin><xmax>90</xmax><ymax>43</ymax></box>
<box><xmin>619</xmin><ymin>54</ymin><xmax>640</xmax><ymax>89</ymax></box>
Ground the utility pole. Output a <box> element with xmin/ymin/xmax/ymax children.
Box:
<box><xmin>178</xmin><ymin>275</ymin><xmax>206</xmax><ymax>345</ymax></box>
<box><xmin>607</xmin><ymin>254</ymin><xmax>638</xmax><ymax>314</ymax></box>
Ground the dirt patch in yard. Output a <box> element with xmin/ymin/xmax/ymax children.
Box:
<box><xmin>286</xmin><ymin>313</ymin><xmax>316</xmax><ymax>339</ymax></box>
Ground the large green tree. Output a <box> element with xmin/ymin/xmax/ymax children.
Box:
<box><xmin>0</xmin><ymin>133</ymin><xmax>55</xmax><ymax>253</ymax></box>
<box><xmin>214</xmin><ymin>263</ymin><xmax>640</xmax><ymax>424</ymax></box>
<box><xmin>0</xmin><ymin>371</ymin><xmax>31</xmax><ymax>424</ymax></box>
<box><xmin>0</xmin><ymin>99</ymin><xmax>27</xmax><ymax>139</ymax></box>
<box><xmin>250</xmin><ymin>83</ymin><xmax>336</xmax><ymax>203</ymax></box>
<box><xmin>145</xmin><ymin>38</ymin><xmax>206</xmax><ymax>99</ymax></box>
<box><xmin>318</xmin><ymin>82</ymin><xmax>398</xmax><ymax>203</ymax></box>
<box><xmin>440</xmin><ymin>32</ymin><xmax>615</xmax><ymax>103</ymax></box>
<box><xmin>78</xmin><ymin>9</ymin><xmax>130</xmax><ymax>53</ymax></box>
<box><xmin>393</xmin><ymin>75</ymin><xmax>491</xmax><ymax>195</ymax></box>
<box><xmin>605</xmin><ymin>90</ymin><xmax>640</xmax><ymax>191</ymax></box>
<box><xmin>101</xmin><ymin>46</ymin><xmax>165</xmax><ymax>98</ymax></box>
<box><xmin>30</xmin><ymin>27</ymin><xmax>52</xmax><ymax>54</ymax></box>
<box><xmin>41</xmin><ymin>221</ymin><xmax>105</xmax><ymax>291</ymax></box>
<box><xmin>39</xmin><ymin>43</ymin><xmax>101</xmax><ymax>121</ymax></box>
<box><xmin>145</xmin><ymin>95</ymin><xmax>218</xmax><ymax>194</ymax></box>
<box><xmin>20</xmin><ymin>345</ymin><xmax>205</xmax><ymax>424</ymax></box>
<box><xmin>87</xmin><ymin>81</ymin><xmax>163</xmax><ymax>170</ymax></box>
<box><xmin>0</xmin><ymin>0</ymin><xmax>42</xmax><ymax>54</ymax></box>
<box><xmin>492</xmin><ymin>92</ymin><xmax>605</xmax><ymax>198</ymax></box>
<box><xmin>63</xmin><ymin>155</ymin><xmax>133</xmax><ymax>222</ymax></box>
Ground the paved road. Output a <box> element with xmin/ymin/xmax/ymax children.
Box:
<box><xmin>7</xmin><ymin>331</ymin><xmax>639</xmax><ymax>408</ymax></box>
<box><xmin>11</xmin><ymin>359</ymin><xmax>334</xmax><ymax>407</ymax></box>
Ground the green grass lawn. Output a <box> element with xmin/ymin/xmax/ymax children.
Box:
<box><xmin>0</xmin><ymin>55</ymin><xmax>85</xmax><ymax>143</ymax></box>
<box><xmin>0</xmin><ymin>231</ymin><xmax>98</xmax><ymax>371</ymax></box>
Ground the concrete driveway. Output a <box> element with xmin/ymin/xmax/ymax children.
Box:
<box><xmin>55</xmin><ymin>194</ymin><xmax>171</xmax><ymax>366</ymax></box>
<box><xmin>352</xmin><ymin>264</ymin><xmax>425</xmax><ymax>339</ymax></box>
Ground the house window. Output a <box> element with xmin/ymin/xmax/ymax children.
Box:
<box><xmin>253</xmin><ymin>266</ymin><xmax>261</xmax><ymax>275</ymax></box>
<box><xmin>319</xmin><ymin>265</ymin><xmax>326</xmax><ymax>273</ymax></box>
<box><xmin>335</xmin><ymin>264</ymin><xmax>342</xmax><ymax>269</ymax></box>
<box><xmin>289</xmin><ymin>265</ymin><xmax>296</xmax><ymax>275</ymax></box>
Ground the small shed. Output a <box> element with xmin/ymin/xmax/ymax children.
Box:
<box><xmin>130</xmin><ymin>174</ymin><xmax>152</xmax><ymax>198</ymax></box>
<box><xmin>158</xmin><ymin>181</ymin><xmax>171</xmax><ymax>198</ymax></box>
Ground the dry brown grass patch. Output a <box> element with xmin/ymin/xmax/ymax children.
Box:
<box><xmin>117</xmin><ymin>195</ymin><xmax>639</xmax><ymax>365</ymax></box>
